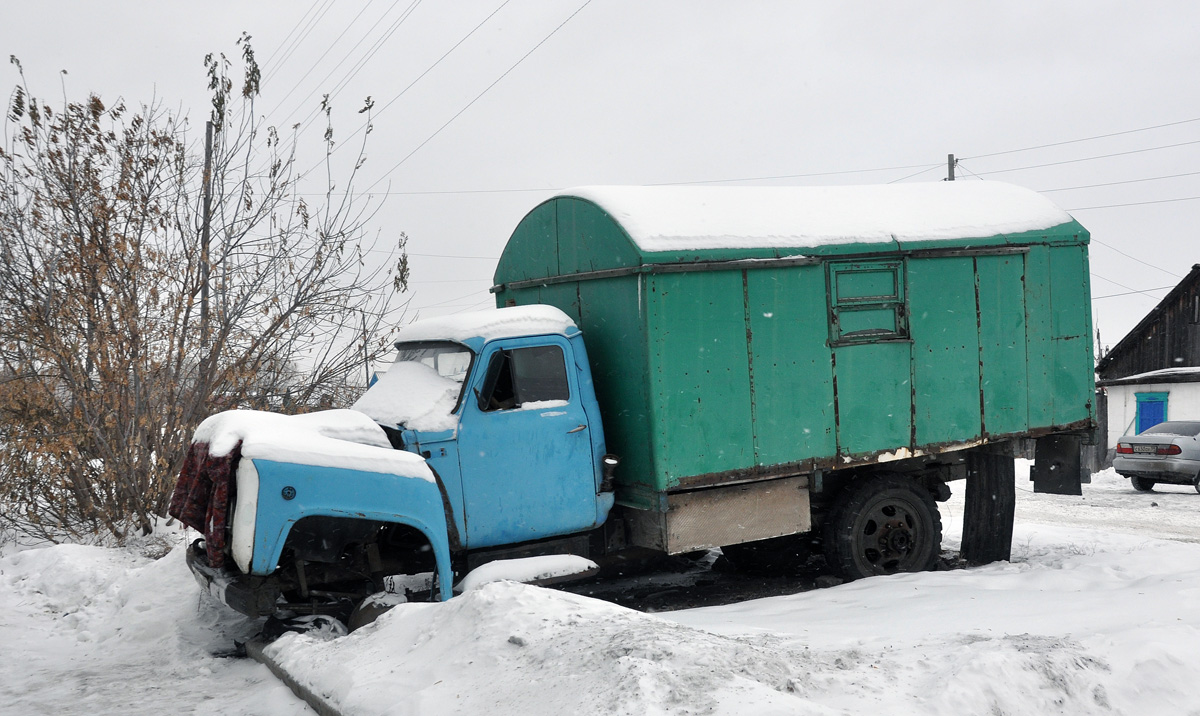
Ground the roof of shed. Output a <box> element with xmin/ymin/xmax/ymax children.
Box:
<box><xmin>1098</xmin><ymin>367</ymin><xmax>1200</xmax><ymax>386</ymax></box>
<box><xmin>1095</xmin><ymin>264</ymin><xmax>1200</xmax><ymax>375</ymax></box>
<box><xmin>562</xmin><ymin>182</ymin><xmax>1076</xmax><ymax>253</ymax></box>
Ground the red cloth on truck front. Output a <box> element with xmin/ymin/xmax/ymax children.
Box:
<box><xmin>168</xmin><ymin>440</ymin><xmax>242</xmax><ymax>569</ymax></box>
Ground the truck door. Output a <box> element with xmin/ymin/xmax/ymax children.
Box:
<box><xmin>457</xmin><ymin>337</ymin><xmax>599</xmax><ymax>548</ymax></box>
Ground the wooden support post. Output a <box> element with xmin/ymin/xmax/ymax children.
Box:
<box><xmin>961</xmin><ymin>445</ymin><xmax>1016</xmax><ymax>565</ymax></box>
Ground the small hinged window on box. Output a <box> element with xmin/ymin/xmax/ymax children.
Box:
<box><xmin>826</xmin><ymin>259</ymin><xmax>909</xmax><ymax>345</ymax></box>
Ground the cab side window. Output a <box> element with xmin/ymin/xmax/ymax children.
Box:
<box><xmin>478</xmin><ymin>345</ymin><xmax>569</xmax><ymax>412</ymax></box>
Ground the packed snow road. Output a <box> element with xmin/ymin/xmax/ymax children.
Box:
<box><xmin>3</xmin><ymin>466</ymin><xmax>1199</xmax><ymax>715</ymax></box>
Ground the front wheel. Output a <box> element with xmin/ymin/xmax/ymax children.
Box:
<box><xmin>822</xmin><ymin>474</ymin><xmax>942</xmax><ymax>581</ymax></box>
<box><xmin>1130</xmin><ymin>476</ymin><xmax>1156</xmax><ymax>492</ymax></box>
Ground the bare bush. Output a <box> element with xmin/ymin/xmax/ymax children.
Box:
<box><xmin>0</xmin><ymin>39</ymin><xmax>408</xmax><ymax>543</ymax></box>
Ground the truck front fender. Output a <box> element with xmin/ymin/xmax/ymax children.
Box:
<box><xmin>246</xmin><ymin>458</ymin><xmax>454</xmax><ymax>601</ymax></box>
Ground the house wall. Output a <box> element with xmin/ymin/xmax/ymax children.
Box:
<box><xmin>1106</xmin><ymin>381</ymin><xmax>1200</xmax><ymax>444</ymax></box>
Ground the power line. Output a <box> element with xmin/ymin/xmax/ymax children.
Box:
<box><xmin>888</xmin><ymin>164</ymin><xmax>945</xmax><ymax>184</ymax></box>
<box><xmin>315</xmin><ymin>0</ymin><xmax>514</xmax><ymax>170</ymax></box>
<box><xmin>1093</xmin><ymin>285</ymin><xmax>1176</xmax><ymax>300</ymax></box>
<box><xmin>964</xmin><ymin>139</ymin><xmax>1200</xmax><ymax>176</ymax></box>
<box><xmin>264</xmin><ymin>0</ymin><xmax>382</xmax><ymax>123</ymax></box>
<box><xmin>274</xmin><ymin>0</ymin><xmax>423</xmax><ymax>132</ymax></box>
<box><xmin>1040</xmin><ymin>170</ymin><xmax>1200</xmax><ymax>193</ymax></box>
<box><xmin>962</xmin><ymin>116</ymin><xmax>1200</xmax><ymax>161</ymax></box>
<box><xmin>407</xmin><ymin>252</ymin><xmax>499</xmax><ymax>260</ymax></box>
<box><xmin>261</xmin><ymin>0</ymin><xmax>326</xmax><ymax>76</ymax></box>
<box><xmin>264</xmin><ymin>0</ymin><xmax>339</xmax><ymax>86</ymax></box>
<box><xmin>364</xmin><ymin>0</ymin><xmax>594</xmax><ymax>194</ymax></box>
<box><xmin>1066</xmin><ymin>195</ymin><xmax>1200</xmax><ymax>211</ymax></box>
<box><xmin>1090</xmin><ymin>238</ymin><xmax>1183</xmax><ymax>279</ymax></box>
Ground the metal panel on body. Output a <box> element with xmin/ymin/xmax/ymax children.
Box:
<box><xmin>493</xmin><ymin>201</ymin><xmax>558</xmax><ymax>283</ymax></box>
<box><xmin>976</xmin><ymin>254</ymin><xmax>1030</xmax><ymax>435</ymax></box>
<box><xmin>1023</xmin><ymin>246</ymin><xmax>1056</xmax><ymax>428</ymax></box>
<box><xmin>647</xmin><ymin>271</ymin><xmax>755</xmax><ymax>487</ymax></box>
<box><xmin>577</xmin><ymin>274</ymin><xmax>658</xmax><ymax>507</ymax></box>
<box><xmin>623</xmin><ymin>476</ymin><xmax>811</xmax><ymax>553</ymax></box>
<box><xmin>833</xmin><ymin>342</ymin><xmax>913</xmax><ymax>455</ymax></box>
<box><xmin>457</xmin><ymin>336</ymin><xmax>601</xmax><ymax>548</ymax></box>
<box><xmin>555</xmin><ymin>197</ymin><xmax>641</xmax><ymax>276</ymax></box>
<box><xmin>1048</xmin><ymin>244</ymin><xmax>1095</xmax><ymax>426</ymax></box>
<box><xmin>908</xmin><ymin>256</ymin><xmax>982</xmax><ymax>445</ymax></box>
<box><xmin>745</xmin><ymin>266</ymin><xmax>836</xmax><ymax>465</ymax></box>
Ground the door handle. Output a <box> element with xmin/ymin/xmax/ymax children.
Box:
<box><xmin>567</xmin><ymin>424</ymin><xmax>587</xmax><ymax>434</ymax></box>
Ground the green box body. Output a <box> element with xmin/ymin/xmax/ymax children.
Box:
<box><xmin>493</xmin><ymin>192</ymin><xmax>1096</xmax><ymax>510</ymax></box>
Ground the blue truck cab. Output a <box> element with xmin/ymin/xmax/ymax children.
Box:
<box><xmin>363</xmin><ymin>307</ymin><xmax>616</xmax><ymax>551</ymax></box>
<box><xmin>181</xmin><ymin>305</ymin><xmax>616</xmax><ymax>617</ymax></box>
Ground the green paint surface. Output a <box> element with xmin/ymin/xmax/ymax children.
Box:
<box><xmin>492</xmin><ymin>195</ymin><xmax>1096</xmax><ymax>497</ymax></box>
<box><xmin>976</xmin><ymin>254</ymin><xmax>1030</xmax><ymax>436</ymax></box>
<box><xmin>746</xmin><ymin>267</ymin><xmax>837</xmax><ymax>465</ymax></box>
<box><xmin>908</xmin><ymin>256</ymin><xmax>982</xmax><ymax>445</ymax></box>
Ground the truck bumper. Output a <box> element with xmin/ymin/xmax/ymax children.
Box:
<box><xmin>186</xmin><ymin>539</ymin><xmax>281</xmax><ymax>619</ymax></box>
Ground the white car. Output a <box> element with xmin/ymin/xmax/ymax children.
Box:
<box><xmin>1114</xmin><ymin>421</ymin><xmax>1200</xmax><ymax>493</ymax></box>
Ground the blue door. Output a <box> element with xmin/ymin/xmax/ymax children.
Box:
<box><xmin>456</xmin><ymin>337</ymin><xmax>598</xmax><ymax>548</ymax></box>
<box><xmin>1135</xmin><ymin>392</ymin><xmax>1168</xmax><ymax>434</ymax></box>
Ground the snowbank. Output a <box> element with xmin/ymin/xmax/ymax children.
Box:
<box><xmin>6</xmin><ymin>466</ymin><xmax>1200</xmax><ymax>715</ymax></box>
<box><xmin>0</xmin><ymin>541</ymin><xmax>306</xmax><ymax>715</ymax></box>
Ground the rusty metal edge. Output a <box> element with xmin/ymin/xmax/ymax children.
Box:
<box><xmin>245</xmin><ymin>638</ymin><xmax>346</xmax><ymax>716</ymax></box>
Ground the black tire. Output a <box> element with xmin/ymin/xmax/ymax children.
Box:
<box><xmin>1130</xmin><ymin>476</ymin><xmax>1156</xmax><ymax>492</ymax></box>
<box><xmin>721</xmin><ymin>534</ymin><xmax>813</xmax><ymax>574</ymax></box>
<box><xmin>1193</xmin><ymin>474</ymin><xmax>1200</xmax><ymax>495</ymax></box>
<box><xmin>822</xmin><ymin>474</ymin><xmax>942</xmax><ymax>581</ymax></box>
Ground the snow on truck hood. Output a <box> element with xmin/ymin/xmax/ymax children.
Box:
<box><xmin>564</xmin><ymin>182</ymin><xmax>1075</xmax><ymax>252</ymax></box>
<box><xmin>192</xmin><ymin>409</ymin><xmax>433</xmax><ymax>481</ymax></box>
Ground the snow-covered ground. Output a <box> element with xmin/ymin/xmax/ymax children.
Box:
<box><xmin>4</xmin><ymin>465</ymin><xmax>1200</xmax><ymax>715</ymax></box>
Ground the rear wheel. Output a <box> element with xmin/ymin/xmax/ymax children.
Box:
<box><xmin>822</xmin><ymin>474</ymin><xmax>942</xmax><ymax>581</ymax></box>
<box><xmin>1130</xmin><ymin>476</ymin><xmax>1156</xmax><ymax>492</ymax></box>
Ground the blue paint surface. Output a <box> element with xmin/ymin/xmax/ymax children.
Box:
<box><xmin>1136</xmin><ymin>392</ymin><xmax>1169</xmax><ymax>434</ymax></box>
<box><xmin>456</xmin><ymin>334</ymin><xmax>611</xmax><ymax>548</ymax></box>
<box><xmin>248</xmin><ymin>459</ymin><xmax>454</xmax><ymax>601</ymax></box>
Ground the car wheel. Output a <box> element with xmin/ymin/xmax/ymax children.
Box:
<box><xmin>822</xmin><ymin>474</ymin><xmax>942</xmax><ymax>581</ymax></box>
<box><xmin>1194</xmin><ymin>474</ymin><xmax>1200</xmax><ymax>495</ymax></box>
<box><xmin>1130</xmin><ymin>476</ymin><xmax>1156</xmax><ymax>492</ymax></box>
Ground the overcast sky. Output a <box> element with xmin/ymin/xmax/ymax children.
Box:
<box><xmin>4</xmin><ymin>1</ymin><xmax>1199</xmax><ymax>351</ymax></box>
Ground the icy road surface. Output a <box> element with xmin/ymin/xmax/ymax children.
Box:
<box><xmin>2</xmin><ymin>465</ymin><xmax>1199</xmax><ymax>715</ymax></box>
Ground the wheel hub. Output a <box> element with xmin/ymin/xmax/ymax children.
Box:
<box><xmin>880</xmin><ymin>519</ymin><xmax>912</xmax><ymax>554</ymax></box>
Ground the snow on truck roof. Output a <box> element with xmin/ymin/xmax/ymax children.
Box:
<box><xmin>392</xmin><ymin>304</ymin><xmax>578</xmax><ymax>344</ymax></box>
<box><xmin>562</xmin><ymin>182</ymin><xmax>1075</xmax><ymax>252</ymax></box>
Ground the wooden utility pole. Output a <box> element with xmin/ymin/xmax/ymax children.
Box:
<box><xmin>363</xmin><ymin>313</ymin><xmax>371</xmax><ymax>387</ymax></box>
<box><xmin>201</xmin><ymin>120</ymin><xmax>214</xmax><ymax>350</ymax></box>
<box><xmin>947</xmin><ymin>153</ymin><xmax>956</xmax><ymax>181</ymax></box>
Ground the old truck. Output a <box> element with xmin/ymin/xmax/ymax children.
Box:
<box><xmin>172</xmin><ymin>181</ymin><xmax>1096</xmax><ymax>621</ymax></box>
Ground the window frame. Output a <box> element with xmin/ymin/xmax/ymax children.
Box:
<box><xmin>826</xmin><ymin>259</ymin><xmax>910</xmax><ymax>346</ymax></box>
<box><xmin>476</xmin><ymin>343</ymin><xmax>572</xmax><ymax>412</ymax></box>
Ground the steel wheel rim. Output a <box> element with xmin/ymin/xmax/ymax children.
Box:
<box><xmin>849</xmin><ymin>493</ymin><xmax>930</xmax><ymax>575</ymax></box>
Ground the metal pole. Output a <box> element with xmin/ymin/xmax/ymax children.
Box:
<box><xmin>947</xmin><ymin>153</ymin><xmax>956</xmax><ymax>181</ymax></box>
<box><xmin>201</xmin><ymin>120</ymin><xmax>214</xmax><ymax>349</ymax></box>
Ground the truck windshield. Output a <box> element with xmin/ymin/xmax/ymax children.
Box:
<box><xmin>351</xmin><ymin>341</ymin><xmax>474</xmax><ymax>432</ymax></box>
